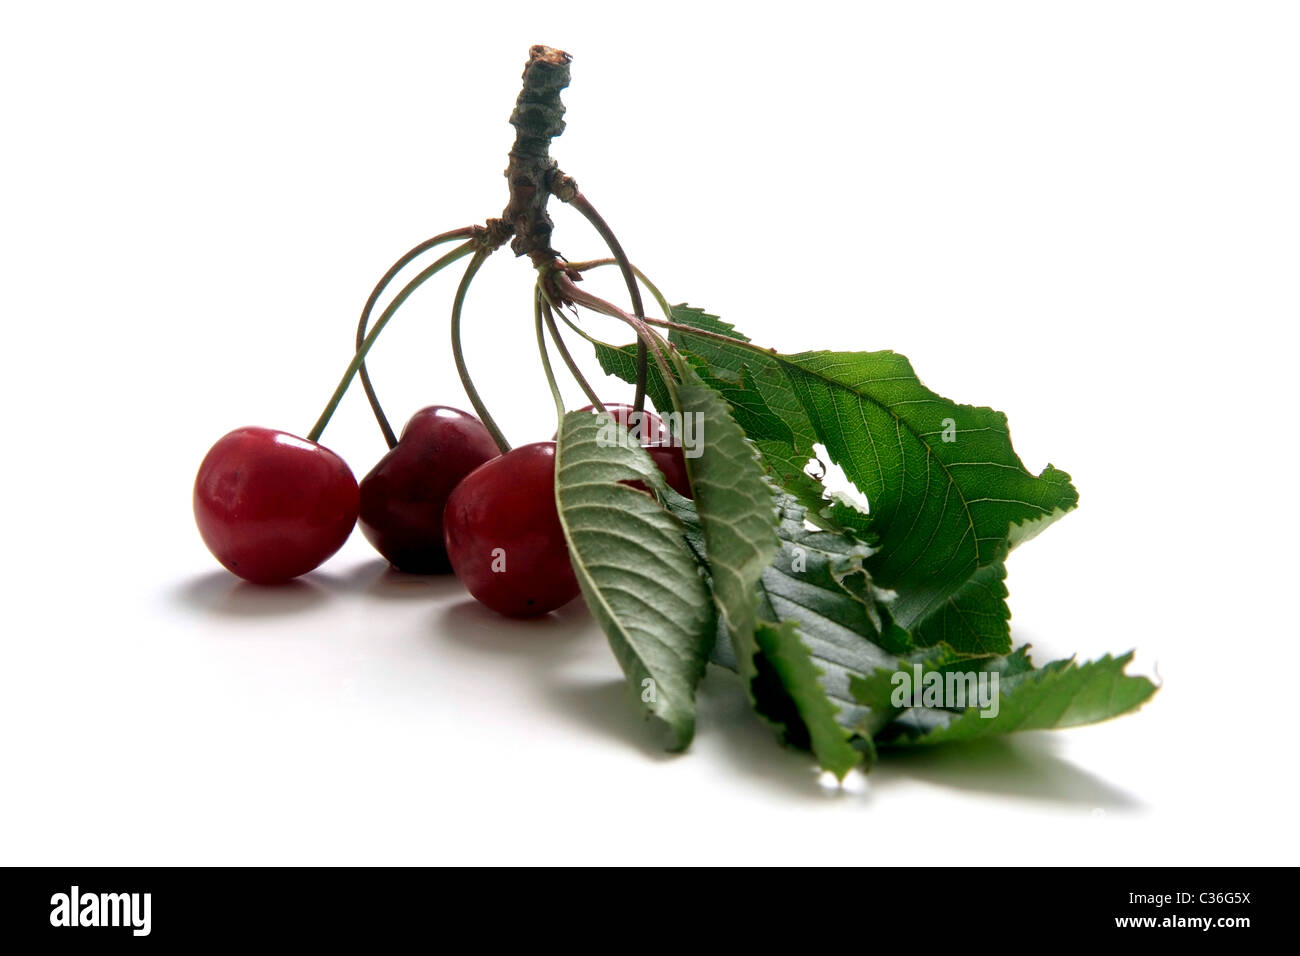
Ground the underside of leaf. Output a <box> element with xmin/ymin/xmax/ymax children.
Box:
<box><xmin>554</xmin><ymin>410</ymin><xmax>715</xmax><ymax>751</ymax></box>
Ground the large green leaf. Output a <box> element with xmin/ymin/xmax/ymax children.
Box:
<box><xmin>582</xmin><ymin>307</ymin><xmax>1151</xmax><ymax>766</ymax></box>
<box><xmin>753</xmin><ymin>621</ymin><xmax>865</xmax><ymax>777</ymax></box>
<box><xmin>852</xmin><ymin>650</ymin><xmax>1157</xmax><ymax>746</ymax></box>
<box><xmin>778</xmin><ymin>350</ymin><xmax>1077</xmax><ymax>654</ymax></box>
<box><xmin>669</xmin><ymin>489</ymin><xmax>1154</xmax><ymax>765</ymax></box>
<box><xmin>661</xmin><ymin>309</ymin><xmax>826</xmax><ymax>508</ymax></box>
<box><xmin>593</xmin><ymin>341</ymin><xmax>673</xmax><ymax>416</ymax></box>
<box><xmin>663</xmin><ymin>354</ymin><xmax>779</xmax><ymax>680</ymax></box>
<box><xmin>593</xmin><ymin>307</ymin><xmax>1077</xmax><ymax>657</ymax></box>
<box><xmin>595</xmin><ymin>309</ymin><xmax>863</xmax><ymax>532</ymax></box>
<box><xmin>554</xmin><ymin>410</ymin><xmax>715</xmax><ymax>750</ymax></box>
<box><xmin>661</xmin><ymin>357</ymin><xmax>871</xmax><ymax>775</ymax></box>
<box><xmin>747</xmin><ymin>505</ymin><xmax>902</xmax><ymax>770</ymax></box>
<box><xmin>909</xmin><ymin>561</ymin><xmax>1010</xmax><ymax>656</ymax></box>
<box><xmin>847</xmin><ymin>644</ymin><xmax>1033</xmax><ymax>738</ymax></box>
<box><xmin>671</xmin><ymin>492</ymin><xmax>895</xmax><ymax>774</ymax></box>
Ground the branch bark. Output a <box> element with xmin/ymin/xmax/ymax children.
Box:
<box><xmin>500</xmin><ymin>45</ymin><xmax>572</xmax><ymax>266</ymax></box>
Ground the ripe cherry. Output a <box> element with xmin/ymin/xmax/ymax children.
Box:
<box><xmin>442</xmin><ymin>442</ymin><xmax>580</xmax><ymax>617</ymax></box>
<box><xmin>566</xmin><ymin>403</ymin><xmax>692</xmax><ymax>498</ymax></box>
<box><xmin>194</xmin><ymin>427</ymin><xmax>359</xmax><ymax>584</ymax></box>
<box><xmin>645</xmin><ymin>443</ymin><xmax>691</xmax><ymax>498</ymax></box>
<box><xmin>358</xmin><ymin>406</ymin><xmax>500</xmax><ymax>573</ymax></box>
<box><xmin>579</xmin><ymin>403</ymin><xmax>668</xmax><ymax>443</ymax></box>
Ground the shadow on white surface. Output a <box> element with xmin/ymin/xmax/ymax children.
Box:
<box><xmin>171</xmin><ymin>567</ymin><xmax>1145</xmax><ymax>809</ymax></box>
<box><xmin>535</xmin><ymin>660</ymin><xmax>1142</xmax><ymax>809</ymax></box>
<box><xmin>696</xmin><ymin>664</ymin><xmax>875</xmax><ymax>802</ymax></box>
<box><xmin>174</xmin><ymin>570</ymin><xmax>332</xmax><ymax>617</ymax></box>
<box><xmin>875</xmin><ymin>735</ymin><xmax>1143</xmax><ymax>810</ymax></box>
<box><xmin>339</xmin><ymin>558</ymin><xmax>468</xmax><ymax>602</ymax></box>
<box><xmin>435</xmin><ymin>595</ymin><xmax>595</xmax><ymax>655</ymax></box>
<box><xmin>436</xmin><ymin>597</ymin><xmax>679</xmax><ymax>761</ymax></box>
<box><xmin>541</xmin><ymin>679</ymin><xmax>680</xmax><ymax>762</ymax></box>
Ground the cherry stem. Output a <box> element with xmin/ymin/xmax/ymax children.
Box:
<box><xmin>537</xmin><ymin>282</ymin><xmax>612</xmax><ymax>350</ymax></box>
<box><xmin>553</xmin><ymin>274</ymin><xmax>674</xmax><ymax>384</ymax></box>
<box><xmin>450</xmin><ymin>248</ymin><xmax>511</xmax><ymax>453</ymax></box>
<box><xmin>622</xmin><ymin>309</ymin><xmax>815</xmax><ymax>381</ymax></box>
<box><xmin>634</xmin><ymin>312</ymin><xmax>780</xmax><ymax>355</ymax></box>
<box><xmin>542</xmin><ymin>298</ymin><xmax>630</xmax><ymax>363</ymax></box>
<box><xmin>355</xmin><ymin>227</ymin><xmax>478</xmax><ymax>448</ymax></box>
<box><xmin>551</xmin><ymin>306</ymin><xmax>611</xmax><ymax>349</ymax></box>
<box><xmin>564</xmin><ymin>258</ymin><xmax>674</xmax><ymax>323</ymax></box>
<box><xmin>533</xmin><ymin>289</ymin><xmax>566</xmax><ymax>422</ymax></box>
<box><xmin>565</xmin><ymin>192</ymin><xmax>649</xmax><ymax>415</ymax></box>
<box><xmin>539</xmin><ymin>289</ymin><xmax>604</xmax><ymax>410</ymax></box>
<box><xmin>307</xmin><ymin>240</ymin><xmax>475</xmax><ymax>444</ymax></box>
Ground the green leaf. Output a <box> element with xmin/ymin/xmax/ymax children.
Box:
<box><xmin>671</xmin><ymin>492</ymin><xmax>895</xmax><ymax>774</ymax></box>
<box><xmin>747</xmin><ymin>500</ymin><xmax>903</xmax><ymax>768</ymax></box>
<box><xmin>908</xmin><ymin>561</ymin><xmax>1010</xmax><ymax>657</ymax></box>
<box><xmin>665</xmin><ymin>305</ymin><xmax>750</xmax><ymax>347</ymax></box>
<box><xmin>584</xmin><ymin>307</ymin><xmax>1150</xmax><ymax>765</ymax></box>
<box><xmin>756</xmin><ymin>498</ymin><xmax>909</xmax><ymax>654</ymax></box>
<box><xmin>856</xmin><ymin>650</ymin><xmax>1157</xmax><ymax>747</ymax></box>
<box><xmin>662</xmin><ymin>357</ymin><xmax>872</xmax><ymax>772</ymax></box>
<box><xmin>848</xmin><ymin>644</ymin><xmax>1034</xmax><ymax>735</ymax></box>
<box><xmin>554</xmin><ymin>409</ymin><xmax>716</xmax><ymax>750</ymax></box>
<box><xmin>779</xmin><ymin>350</ymin><xmax>1077</xmax><ymax>655</ymax></box>
<box><xmin>671</xmin><ymin>490</ymin><xmax>1151</xmax><ymax>766</ymax></box>
<box><xmin>664</xmin><ymin>355</ymin><xmax>779</xmax><ymax>667</ymax></box>
<box><xmin>753</xmin><ymin>621</ymin><xmax>865</xmax><ymax>777</ymax></box>
<box><xmin>593</xmin><ymin>311</ymin><xmax>1075</xmax><ymax>658</ymax></box>
<box><xmin>662</xmin><ymin>309</ymin><xmax>826</xmax><ymax>505</ymax></box>
<box><xmin>592</xmin><ymin>341</ymin><xmax>673</xmax><ymax>416</ymax></box>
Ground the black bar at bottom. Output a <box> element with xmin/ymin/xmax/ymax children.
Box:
<box><xmin>0</xmin><ymin>866</ymin><xmax>1282</xmax><ymax>943</ymax></box>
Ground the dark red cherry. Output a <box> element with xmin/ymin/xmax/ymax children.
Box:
<box><xmin>442</xmin><ymin>442</ymin><xmax>580</xmax><ymax>618</ymax></box>
<box><xmin>194</xmin><ymin>427</ymin><xmax>359</xmax><ymax>584</ymax></box>
<box><xmin>565</xmin><ymin>403</ymin><xmax>693</xmax><ymax>499</ymax></box>
<box><xmin>646</xmin><ymin>443</ymin><xmax>692</xmax><ymax>497</ymax></box>
<box><xmin>358</xmin><ymin>406</ymin><xmax>500</xmax><ymax>573</ymax></box>
<box><xmin>579</xmin><ymin>402</ymin><xmax>667</xmax><ymax>443</ymax></box>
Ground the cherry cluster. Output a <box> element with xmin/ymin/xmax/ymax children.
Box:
<box><xmin>193</xmin><ymin>403</ymin><xmax>689</xmax><ymax>617</ymax></box>
<box><xmin>192</xmin><ymin>48</ymin><xmax>696</xmax><ymax>618</ymax></box>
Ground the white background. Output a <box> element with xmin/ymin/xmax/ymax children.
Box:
<box><xmin>2</xmin><ymin>1</ymin><xmax>1296</xmax><ymax>865</ymax></box>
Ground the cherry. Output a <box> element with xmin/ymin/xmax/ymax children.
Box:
<box><xmin>442</xmin><ymin>442</ymin><xmax>580</xmax><ymax>617</ymax></box>
<box><xmin>583</xmin><ymin>402</ymin><xmax>668</xmax><ymax>443</ymax></box>
<box><xmin>358</xmin><ymin>406</ymin><xmax>500</xmax><ymax>573</ymax></box>
<box><xmin>645</xmin><ymin>443</ymin><xmax>691</xmax><ymax>498</ymax></box>
<box><xmin>564</xmin><ymin>403</ymin><xmax>692</xmax><ymax>499</ymax></box>
<box><xmin>194</xmin><ymin>427</ymin><xmax>359</xmax><ymax>584</ymax></box>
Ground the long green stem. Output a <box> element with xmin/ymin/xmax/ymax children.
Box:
<box><xmin>307</xmin><ymin>241</ymin><xmax>475</xmax><ymax>443</ymax></box>
<box><xmin>552</xmin><ymin>306</ymin><xmax>615</xmax><ymax>349</ymax></box>
<box><xmin>540</xmin><ymin>283</ymin><xmax>641</xmax><ymax>359</ymax></box>
<box><xmin>540</xmin><ymin>292</ymin><xmax>603</xmax><ymax>410</ymax></box>
<box><xmin>534</xmin><ymin>289</ymin><xmax>566</xmax><ymax>422</ymax></box>
<box><xmin>564</xmin><ymin>258</ymin><xmax>674</xmax><ymax>322</ymax></box>
<box><xmin>566</xmin><ymin>192</ymin><xmax>649</xmax><ymax>414</ymax></box>
<box><xmin>356</xmin><ymin>227</ymin><xmax>477</xmax><ymax>448</ymax></box>
<box><xmin>554</xmin><ymin>274</ymin><xmax>674</xmax><ymax>384</ymax></box>
<box><xmin>635</xmin><ymin>312</ymin><xmax>778</xmax><ymax>355</ymax></box>
<box><xmin>450</xmin><ymin>249</ymin><xmax>511</xmax><ymax>453</ymax></box>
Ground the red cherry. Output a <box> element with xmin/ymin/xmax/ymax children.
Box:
<box><xmin>563</xmin><ymin>403</ymin><xmax>693</xmax><ymax>499</ymax></box>
<box><xmin>554</xmin><ymin>403</ymin><xmax>667</xmax><ymax>442</ymax></box>
<box><xmin>442</xmin><ymin>442</ymin><xmax>580</xmax><ymax>618</ymax></box>
<box><xmin>578</xmin><ymin>402</ymin><xmax>667</xmax><ymax>443</ymax></box>
<box><xmin>646</xmin><ymin>443</ymin><xmax>692</xmax><ymax>497</ymax></box>
<box><xmin>194</xmin><ymin>427</ymin><xmax>359</xmax><ymax>584</ymax></box>
<box><xmin>358</xmin><ymin>406</ymin><xmax>500</xmax><ymax>573</ymax></box>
